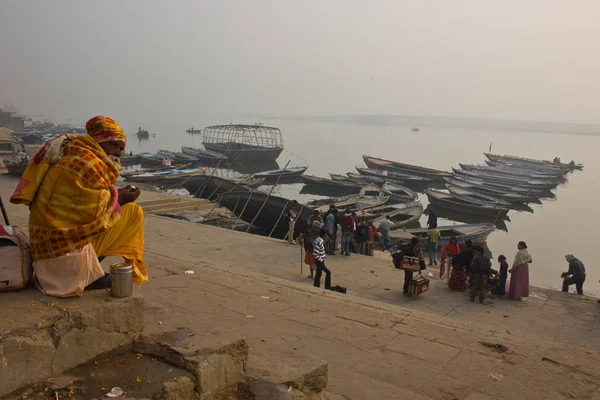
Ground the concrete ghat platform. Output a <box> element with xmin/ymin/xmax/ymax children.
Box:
<box><xmin>0</xmin><ymin>289</ymin><xmax>144</xmax><ymax>395</ymax></box>
<box><xmin>2</xmin><ymin>174</ymin><xmax>600</xmax><ymax>399</ymax></box>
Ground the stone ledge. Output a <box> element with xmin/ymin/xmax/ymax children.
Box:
<box><xmin>133</xmin><ymin>336</ymin><xmax>248</xmax><ymax>400</ymax></box>
<box><xmin>0</xmin><ymin>288</ymin><xmax>144</xmax><ymax>396</ymax></box>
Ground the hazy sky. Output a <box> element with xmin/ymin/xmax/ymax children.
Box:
<box><xmin>1</xmin><ymin>0</ymin><xmax>599</xmax><ymax>126</ymax></box>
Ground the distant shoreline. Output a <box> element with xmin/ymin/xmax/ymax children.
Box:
<box><xmin>268</xmin><ymin>114</ymin><xmax>600</xmax><ymax>136</ymax></box>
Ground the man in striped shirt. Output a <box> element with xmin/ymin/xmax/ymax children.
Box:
<box><xmin>313</xmin><ymin>229</ymin><xmax>331</xmax><ymax>289</ymax></box>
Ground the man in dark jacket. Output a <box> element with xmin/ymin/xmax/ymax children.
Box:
<box><xmin>355</xmin><ymin>216</ymin><xmax>369</xmax><ymax>255</ymax></box>
<box><xmin>561</xmin><ymin>254</ymin><xmax>586</xmax><ymax>295</ymax></box>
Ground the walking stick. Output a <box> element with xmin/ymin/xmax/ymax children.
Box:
<box><xmin>299</xmin><ymin>233</ymin><xmax>303</xmax><ymax>275</ymax></box>
<box><xmin>0</xmin><ymin>194</ymin><xmax>10</xmax><ymax>226</ymax></box>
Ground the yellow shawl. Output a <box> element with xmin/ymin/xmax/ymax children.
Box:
<box><xmin>10</xmin><ymin>134</ymin><xmax>122</xmax><ymax>261</ymax></box>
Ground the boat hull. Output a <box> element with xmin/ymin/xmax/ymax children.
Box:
<box><xmin>425</xmin><ymin>189</ymin><xmax>509</xmax><ymax>219</ymax></box>
<box><xmin>219</xmin><ymin>191</ymin><xmax>312</xmax><ymax>239</ymax></box>
<box><xmin>203</xmin><ymin>143</ymin><xmax>283</xmax><ymax>162</ymax></box>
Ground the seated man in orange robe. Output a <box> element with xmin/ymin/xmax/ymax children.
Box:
<box><xmin>10</xmin><ymin>115</ymin><xmax>148</xmax><ymax>297</ymax></box>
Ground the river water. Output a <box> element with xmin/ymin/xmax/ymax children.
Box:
<box><xmin>124</xmin><ymin>117</ymin><xmax>600</xmax><ymax>295</ymax></box>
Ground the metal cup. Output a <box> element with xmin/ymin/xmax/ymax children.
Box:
<box><xmin>106</xmin><ymin>263</ymin><xmax>133</xmax><ymax>298</ymax></box>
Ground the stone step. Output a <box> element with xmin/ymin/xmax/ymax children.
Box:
<box><xmin>0</xmin><ymin>288</ymin><xmax>144</xmax><ymax>397</ymax></box>
<box><xmin>246</xmin><ymin>347</ymin><xmax>328</xmax><ymax>399</ymax></box>
<box><xmin>133</xmin><ymin>336</ymin><xmax>249</xmax><ymax>400</ymax></box>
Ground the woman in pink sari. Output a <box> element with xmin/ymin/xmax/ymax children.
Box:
<box><xmin>508</xmin><ymin>241</ymin><xmax>532</xmax><ymax>300</ymax></box>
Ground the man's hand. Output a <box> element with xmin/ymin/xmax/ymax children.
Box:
<box><xmin>118</xmin><ymin>185</ymin><xmax>141</xmax><ymax>206</ymax></box>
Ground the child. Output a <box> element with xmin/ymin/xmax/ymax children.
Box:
<box><xmin>496</xmin><ymin>255</ymin><xmax>508</xmax><ymax>296</ymax></box>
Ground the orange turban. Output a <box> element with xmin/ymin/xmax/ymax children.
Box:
<box><xmin>85</xmin><ymin>115</ymin><xmax>127</xmax><ymax>145</ymax></box>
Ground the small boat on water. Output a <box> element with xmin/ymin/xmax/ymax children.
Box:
<box><xmin>452</xmin><ymin>168</ymin><xmax>558</xmax><ymax>190</ymax></box>
<box><xmin>135</xmin><ymin>127</ymin><xmax>150</xmax><ymax>139</ymax></box>
<box><xmin>309</xmin><ymin>184</ymin><xmax>389</xmax><ymax>213</ymax></box>
<box><xmin>355</xmin><ymin>167</ymin><xmax>433</xmax><ymax>185</ymax></box>
<box><xmin>381</xmin><ymin>182</ymin><xmax>418</xmax><ymax>203</ymax></box>
<box><xmin>484</xmin><ymin>159</ymin><xmax>569</xmax><ymax>174</ymax></box>
<box><xmin>390</xmin><ymin>222</ymin><xmax>496</xmax><ymax>247</ymax></box>
<box><xmin>253</xmin><ymin>166</ymin><xmax>308</xmax><ymax>183</ymax></box>
<box><xmin>157</xmin><ymin>150</ymin><xmax>199</xmax><ymax>164</ymax></box>
<box><xmin>424</xmin><ymin>204</ymin><xmax>509</xmax><ymax>232</ymax></box>
<box><xmin>124</xmin><ymin>167</ymin><xmax>207</xmax><ymax>184</ymax></box>
<box><xmin>301</xmin><ymin>175</ymin><xmax>363</xmax><ymax>196</ymax></box>
<box><xmin>425</xmin><ymin>188</ymin><xmax>509</xmax><ymax>219</ymax></box>
<box><xmin>346</xmin><ymin>172</ymin><xmax>385</xmax><ymax>185</ymax></box>
<box><xmin>445</xmin><ymin>184</ymin><xmax>533</xmax><ymax>213</ymax></box>
<box><xmin>218</xmin><ymin>191</ymin><xmax>312</xmax><ymax>239</ymax></box>
<box><xmin>458</xmin><ymin>163</ymin><xmax>563</xmax><ymax>181</ymax></box>
<box><xmin>444</xmin><ymin>177</ymin><xmax>541</xmax><ymax>204</ymax></box>
<box><xmin>138</xmin><ymin>153</ymin><xmax>172</xmax><ymax>166</ymax></box>
<box><xmin>450</xmin><ymin>175</ymin><xmax>551</xmax><ymax>198</ymax></box>
<box><xmin>183</xmin><ymin>175</ymin><xmax>265</xmax><ymax>199</ymax></box>
<box><xmin>484</xmin><ymin>152</ymin><xmax>583</xmax><ymax>171</ymax></box>
<box><xmin>362</xmin><ymin>155</ymin><xmax>451</xmax><ymax>181</ymax></box>
<box><xmin>181</xmin><ymin>146</ymin><xmax>229</xmax><ymax>163</ymax></box>
<box><xmin>120</xmin><ymin>155</ymin><xmax>141</xmax><ymax>166</ymax></box>
<box><xmin>330</xmin><ymin>173</ymin><xmax>362</xmax><ymax>184</ymax></box>
<box><xmin>370</xmin><ymin>201</ymin><xmax>423</xmax><ymax>230</ymax></box>
<box><xmin>186</xmin><ymin>128</ymin><xmax>202</xmax><ymax>134</ymax></box>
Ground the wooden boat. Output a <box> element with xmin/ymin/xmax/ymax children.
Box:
<box><xmin>181</xmin><ymin>146</ymin><xmax>229</xmax><ymax>163</ymax></box>
<box><xmin>120</xmin><ymin>155</ymin><xmax>141</xmax><ymax>166</ymax></box>
<box><xmin>346</xmin><ymin>172</ymin><xmax>385</xmax><ymax>185</ymax></box>
<box><xmin>218</xmin><ymin>191</ymin><xmax>313</xmax><ymax>239</ymax></box>
<box><xmin>203</xmin><ymin>125</ymin><xmax>284</xmax><ymax>162</ymax></box>
<box><xmin>157</xmin><ymin>150</ymin><xmax>199</xmax><ymax>164</ymax></box>
<box><xmin>301</xmin><ymin>175</ymin><xmax>363</xmax><ymax>196</ymax></box>
<box><xmin>138</xmin><ymin>153</ymin><xmax>172</xmax><ymax>166</ymax></box>
<box><xmin>458</xmin><ymin>163</ymin><xmax>563</xmax><ymax>181</ymax></box>
<box><xmin>484</xmin><ymin>159</ymin><xmax>569</xmax><ymax>174</ymax></box>
<box><xmin>186</xmin><ymin>128</ymin><xmax>202</xmax><ymax>134</ymax></box>
<box><xmin>381</xmin><ymin>182</ymin><xmax>418</xmax><ymax>203</ymax></box>
<box><xmin>355</xmin><ymin>167</ymin><xmax>433</xmax><ymax>185</ymax></box>
<box><xmin>425</xmin><ymin>188</ymin><xmax>509</xmax><ymax>219</ymax></box>
<box><xmin>390</xmin><ymin>222</ymin><xmax>497</xmax><ymax>247</ymax></box>
<box><xmin>484</xmin><ymin>152</ymin><xmax>583</xmax><ymax>171</ymax></box>
<box><xmin>445</xmin><ymin>184</ymin><xmax>510</xmax><ymax>207</ymax></box>
<box><xmin>452</xmin><ymin>168</ymin><xmax>558</xmax><ymax>190</ymax></box>
<box><xmin>3</xmin><ymin>160</ymin><xmax>27</xmax><ymax>177</ymax></box>
<box><xmin>120</xmin><ymin>163</ymin><xmax>192</xmax><ymax>178</ymax></box>
<box><xmin>135</xmin><ymin>127</ymin><xmax>150</xmax><ymax>139</ymax></box>
<box><xmin>370</xmin><ymin>201</ymin><xmax>423</xmax><ymax>230</ymax></box>
<box><xmin>450</xmin><ymin>175</ymin><xmax>551</xmax><ymax>198</ymax></box>
<box><xmin>309</xmin><ymin>184</ymin><xmax>389</xmax><ymax>214</ymax></box>
<box><xmin>444</xmin><ymin>178</ymin><xmax>541</xmax><ymax>204</ymax></box>
<box><xmin>124</xmin><ymin>167</ymin><xmax>207</xmax><ymax>184</ymax></box>
<box><xmin>424</xmin><ymin>204</ymin><xmax>509</xmax><ymax>232</ymax></box>
<box><xmin>445</xmin><ymin>184</ymin><xmax>533</xmax><ymax>213</ymax></box>
<box><xmin>183</xmin><ymin>175</ymin><xmax>265</xmax><ymax>199</ymax></box>
<box><xmin>253</xmin><ymin>166</ymin><xmax>308</xmax><ymax>183</ymax></box>
<box><xmin>362</xmin><ymin>155</ymin><xmax>451</xmax><ymax>181</ymax></box>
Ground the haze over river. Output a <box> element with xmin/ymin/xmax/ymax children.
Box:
<box><xmin>124</xmin><ymin>116</ymin><xmax>600</xmax><ymax>295</ymax></box>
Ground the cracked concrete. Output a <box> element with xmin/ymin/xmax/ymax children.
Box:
<box><xmin>0</xmin><ymin>289</ymin><xmax>144</xmax><ymax>395</ymax></box>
